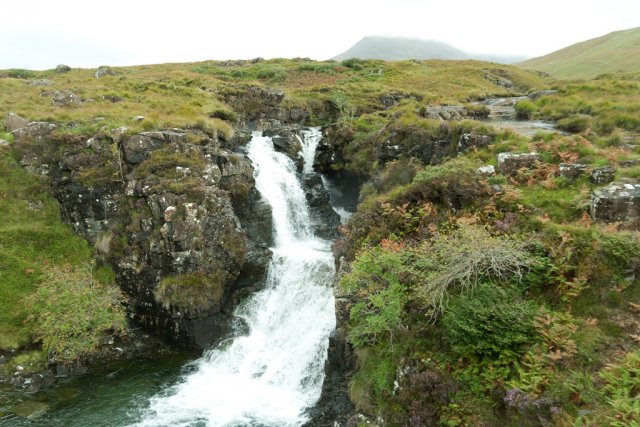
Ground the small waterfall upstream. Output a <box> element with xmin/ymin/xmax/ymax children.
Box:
<box><xmin>134</xmin><ymin>128</ymin><xmax>336</xmax><ymax>427</ymax></box>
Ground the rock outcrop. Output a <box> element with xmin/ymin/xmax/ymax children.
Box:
<box><xmin>590</xmin><ymin>183</ymin><xmax>640</xmax><ymax>226</ymax></box>
<box><xmin>7</xmin><ymin>114</ymin><xmax>272</xmax><ymax>349</ymax></box>
<box><xmin>497</xmin><ymin>152</ymin><xmax>541</xmax><ymax>175</ymax></box>
<box><xmin>94</xmin><ymin>66</ymin><xmax>116</xmax><ymax>78</ymax></box>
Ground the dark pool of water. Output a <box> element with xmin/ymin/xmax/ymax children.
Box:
<box><xmin>0</xmin><ymin>353</ymin><xmax>192</xmax><ymax>427</ymax></box>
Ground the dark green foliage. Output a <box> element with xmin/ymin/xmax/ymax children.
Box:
<box><xmin>443</xmin><ymin>283</ymin><xmax>538</xmax><ymax>357</ymax></box>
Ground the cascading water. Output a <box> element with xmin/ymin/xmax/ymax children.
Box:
<box><xmin>133</xmin><ymin>129</ymin><xmax>336</xmax><ymax>427</ymax></box>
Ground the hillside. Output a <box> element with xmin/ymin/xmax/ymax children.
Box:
<box><xmin>332</xmin><ymin>36</ymin><xmax>468</xmax><ymax>61</ymax></box>
<box><xmin>517</xmin><ymin>27</ymin><xmax>640</xmax><ymax>79</ymax></box>
<box><xmin>3</xmin><ymin>58</ymin><xmax>640</xmax><ymax>425</ymax></box>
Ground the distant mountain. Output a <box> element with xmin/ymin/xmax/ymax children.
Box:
<box><xmin>332</xmin><ymin>36</ymin><xmax>526</xmax><ymax>64</ymax></box>
<box><xmin>517</xmin><ymin>27</ymin><xmax>640</xmax><ymax>79</ymax></box>
<box><xmin>332</xmin><ymin>36</ymin><xmax>468</xmax><ymax>61</ymax></box>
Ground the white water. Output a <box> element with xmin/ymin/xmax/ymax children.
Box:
<box><xmin>299</xmin><ymin>128</ymin><xmax>323</xmax><ymax>174</ymax></box>
<box><xmin>134</xmin><ymin>133</ymin><xmax>336</xmax><ymax>427</ymax></box>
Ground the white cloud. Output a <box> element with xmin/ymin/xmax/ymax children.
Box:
<box><xmin>1</xmin><ymin>0</ymin><xmax>638</xmax><ymax>69</ymax></box>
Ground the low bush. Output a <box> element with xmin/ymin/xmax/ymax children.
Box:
<box><xmin>557</xmin><ymin>114</ymin><xmax>592</xmax><ymax>133</ymax></box>
<box><xmin>515</xmin><ymin>99</ymin><xmax>537</xmax><ymax>119</ymax></box>
<box><xmin>444</xmin><ymin>283</ymin><xmax>538</xmax><ymax>357</ymax></box>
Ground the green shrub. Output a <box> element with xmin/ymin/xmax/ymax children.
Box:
<box><xmin>443</xmin><ymin>283</ymin><xmax>538</xmax><ymax>357</ymax></box>
<box><xmin>557</xmin><ymin>114</ymin><xmax>592</xmax><ymax>133</ymax></box>
<box><xmin>341</xmin><ymin>58</ymin><xmax>366</xmax><ymax>70</ymax></box>
<box><xmin>24</xmin><ymin>264</ymin><xmax>127</xmax><ymax>361</ymax></box>
<box><xmin>515</xmin><ymin>100</ymin><xmax>537</xmax><ymax>119</ymax></box>
<box><xmin>341</xmin><ymin>246</ymin><xmax>409</xmax><ymax>348</ymax></box>
<box><xmin>154</xmin><ymin>270</ymin><xmax>225</xmax><ymax>313</ymax></box>
<box><xmin>417</xmin><ymin>226</ymin><xmax>534</xmax><ymax>318</ymax></box>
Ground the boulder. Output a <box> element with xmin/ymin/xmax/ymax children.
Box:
<box><xmin>619</xmin><ymin>159</ymin><xmax>640</xmax><ymax>168</ymax></box>
<box><xmin>55</xmin><ymin>64</ymin><xmax>71</xmax><ymax>73</ymax></box>
<box><xmin>590</xmin><ymin>166</ymin><xmax>616</xmax><ymax>185</ymax></box>
<box><xmin>559</xmin><ymin>163</ymin><xmax>589</xmax><ymax>179</ymax></box>
<box><xmin>46</xmin><ymin>90</ymin><xmax>82</xmax><ymax>107</ymax></box>
<box><xmin>30</xmin><ymin>79</ymin><xmax>53</xmax><ymax>86</ymax></box>
<box><xmin>458</xmin><ymin>133</ymin><xmax>492</xmax><ymax>152</ymax></box>
<box><xmin>591</xmin><ymin>183</ymin><xmax>640</xmax><ymax>225</ymax></box>
<box><xmin>0</xmin><ymin>139</ymin><xmax>9</xmax><ymax>147</ymax></box>
<box><xmin>122</xmin><ymin>134</ymin><xmax>165</xmax><ymax>164</ymax></box>
<box><xmin>5</xmin><ymin>113</ymin><xmax>29</xmax><ymax>132</ymax></box>
<box><xmin>94</xmin><ymin>66</ymin><xmax>115</xmax><ymax>78</ymax></box>
<box><xmin>497</xmin><ymin>152</ymin><xmax>541</xmax><ymax>175</ymax></box>
<box><xmin>12</xmin><ymin>122</ymin><xmax>57</xmax><ymax>144</ymax></box>
<box><xmin>477</xmin><ymin>165</ymin><xmax>496</xmax><ymax>175</ymax></box>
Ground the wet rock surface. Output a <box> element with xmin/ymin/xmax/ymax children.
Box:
<box><xmin>302</xmin><ymin>174</ymin><xmax>341</xmax><ymax>240</ymax></box>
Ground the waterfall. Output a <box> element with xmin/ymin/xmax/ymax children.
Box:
<box><xmin>134</xmin><ymin>130</ymin><xmax>336</xmax><ymax>427</ymax></box>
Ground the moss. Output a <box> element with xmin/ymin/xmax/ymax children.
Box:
<box><xmin>154</xmin><ymin>270</ymin><xmax>225</xmax><ymax>313</ymax></box>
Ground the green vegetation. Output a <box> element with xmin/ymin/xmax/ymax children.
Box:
<box><xmin>336</xmin><ymin>74</ymin><xmax>640</xmax><ymax>423</ymax></box>
<box><xmin>154</xmin><ymin>271</ymin><xmax>225</xmax><ymax>314</ymax></box>
<box><xmin>0</xmin><ymin>144</ymin><xmax>124</xmax><ymax>362</ymax></box>
<box><xmin>24</xmin><ymin>264</ymin><xmax>127</xmax><ymax>361</ymax></box>
<box><xmin>517</xmin><ymin>26</ymin><xmax>640</xmax><ymax>79</ymax></box>
<box><xmin>2</xmin><ymin>53</ymin><xmax>639</xmax><ymax>424</ymax></box>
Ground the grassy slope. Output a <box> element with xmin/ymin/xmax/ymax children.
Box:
<box><xmin>0</xmin><ymin>58</ymin><xmax>546</xmax><ymax>130</ymax></box>
<box><xmin>517</xmin><ymin>27</ymin><xmax>640</xmax><ymax>79</ymax></box>
<box><xmin>0</xmin><ymin>135</ymin><xmax>95</xmax><ymax>349</ymax></box>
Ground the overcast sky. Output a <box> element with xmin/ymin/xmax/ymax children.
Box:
<box><xmin>1</xmin><ymin>0</ymin><xmax>638</xmax><ymax>69</ymax></box>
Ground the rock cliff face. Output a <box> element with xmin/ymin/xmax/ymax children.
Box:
<box><xmin>10</xmin><ymin>117</ymin><xmax>272</xmax><ymax>349</ymax></box>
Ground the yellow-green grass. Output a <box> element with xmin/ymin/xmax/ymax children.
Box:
<box><xmin>517</xmin><ymin>27</ymin><xmax>640</xmax><ymax>79</ymax></box>
<box><xmin>1</xmin><ymin>58</ymin><xmax>548</xmax><ymax>133</ymax></box>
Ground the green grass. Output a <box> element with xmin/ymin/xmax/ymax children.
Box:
<box><xmin>0</xmin><ymin>147</ymin><xmax>97</xmax><ymax>350</ymax></box>
<box><xmin>517</xmin><ymin>27</ymin><xmax>640</xmax><ymax>79</ymax></box>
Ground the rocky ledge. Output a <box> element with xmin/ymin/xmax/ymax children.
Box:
<box><xmin>8</xmin><ymin>115</ymin><xmax>273</xmax><ymax>349</ymax></box>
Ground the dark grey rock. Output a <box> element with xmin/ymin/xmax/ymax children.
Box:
<box><xmin>458</xmin><ymin>133</ymin><xmax>492</xmax><ymax>152</ymax></box>
<box><xmin>302</xmin><ymin>174</ymin><xmax>341</xmax><ymax>240</ymax></box>
<box><xmin>591</xmin><ymin>183</ymin><xmax>640</xmax><ymax>225</ymax></box>
<box><xmin>559</xmin><ymin>163</ymin><xmax>589</xmax><ymax>179</ymax></box>
<box><xmin>619</xmin><ymin>159</ymin><xmax>640</xmax><ymax>168</ymax></box>
<box><xmin>122</xmin><ymin>135</ymin><xmax>164</xmax><ymax>164</ymax></box>
<box><xmin>497</xmin><ymin>152</ymin><xmax>541</xmax><ymax>175</ymax></box>
<box><xmin>590</xmin><ymin>167</ymin><xmax>616</xmax><ymax>185</ymax></box>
